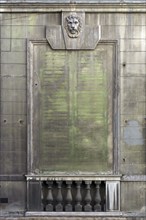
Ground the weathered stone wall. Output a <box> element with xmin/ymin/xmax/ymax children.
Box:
<box><xmin>0</xmin><ymin>2</ymin><xmax>146</xmax><ymax>219</ymax></box>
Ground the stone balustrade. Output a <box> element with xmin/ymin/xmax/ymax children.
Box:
<box><xmin>41</xmin><ymin>180</ymin><xmax>105</xmax><ymax>212</ymax></box>
<box><xmin>26</xmin><ymin>175</ymin><xmax>121</xmax><ymax>213</ymax></box>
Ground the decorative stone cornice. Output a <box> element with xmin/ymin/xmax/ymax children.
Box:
<box><xmin>0</xmin><ymin>2</ymin><xmax>146</xmax><ymax>13</ymax></box>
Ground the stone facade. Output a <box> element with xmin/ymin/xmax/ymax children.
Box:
<box><xmin>0</xmin><ymin>1</ymin><xmax>146</xmax><ymax>219</ymax></box>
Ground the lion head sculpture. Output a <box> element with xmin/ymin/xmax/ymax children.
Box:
<box><xmin>64</xmin><ymin>14</ymin><xmax>82</xmax><ymax>38</ymax></box>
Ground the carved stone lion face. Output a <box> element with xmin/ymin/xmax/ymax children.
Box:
<box><xmin>65</xmin><ymin>15</ymin><xmax>82</xmax><ymax>38</ymax></box>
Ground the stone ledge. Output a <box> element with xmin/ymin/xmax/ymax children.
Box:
<box><xmin>0</xmin><ymin>216</ymin><xmax>146</xmax><ymax>220</ymax></box>
<box><xmin>26</xmin><ymin>174</ymin><xmax>121</xmax><ymax>181</ymax></box>
<box><xmin>0</xmin><ymin>211</ymin><xmax>146</xmax><ymax>220</ymax></box>
<box><xmin>0</xmin><ymin>2</ymin><xmax>146</xmax><ymax>13</ymax></box>
<box><xmin>25</xmin><ymin>212</ymin><xmax>146</xmax><ymax>217</ymax></box>
<box><xmin>0</xmin><ymin>0</ymin><xmax>146</xmax><ymax>3</ymax></box>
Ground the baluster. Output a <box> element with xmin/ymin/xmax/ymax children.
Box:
<box><xmin>41</xmin><ymin>181</ymin><xmax>46</xmax><ymax>211</ymax></box>
<box><xmin>75</xmin><ymin>181</ymin><xmax>82</xmax><ymax>212</ymax></box>
<box><xmin>55</xmin><ymin>181</ymin><xmax>63</xmax><ymax>212</ymax></box>
<box><xmin>46</xmin><ymin>181</ymin><xmax>53</xmax><ymax>211</ymax></box>
<box><xmin>65</xmin><ymin>181</ymin><xmax>73</xmax><ymax>211</ymax></box>
<box><xmin>94</xmin><ymin>181</ymin><xmax>101</xmax><ymax>211</ymax></box>
<box><xmin>84</xmin><ymin>181</ymin><xmax>92</xmax><ymax>212</ymax></box>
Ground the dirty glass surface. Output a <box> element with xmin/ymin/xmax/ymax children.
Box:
<box><xmin>33</xmin><ymin>44</ymin><xmax>114</xmax><ymax>173</ymax></box>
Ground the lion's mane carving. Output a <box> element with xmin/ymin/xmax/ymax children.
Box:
<box><xmin>64</xmin><ymin>14</ymin><xmax>82</xmax><ymax>38</ymax></box>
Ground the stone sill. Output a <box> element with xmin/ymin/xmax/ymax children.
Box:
<box><xmin>25</xmin><ymin>211</ymin><xmax>146</xmax><ymax>217</ymax></box>
<box><xmin>26</xmin><ymin>174</ymin><xmax>121</xmax><ymax>181</ymax></box>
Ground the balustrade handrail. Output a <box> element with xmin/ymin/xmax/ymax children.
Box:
<box><xmin>26</xmin><ymin>174</ymin><xmax>121</xmax><ymax>181</ymax></box>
